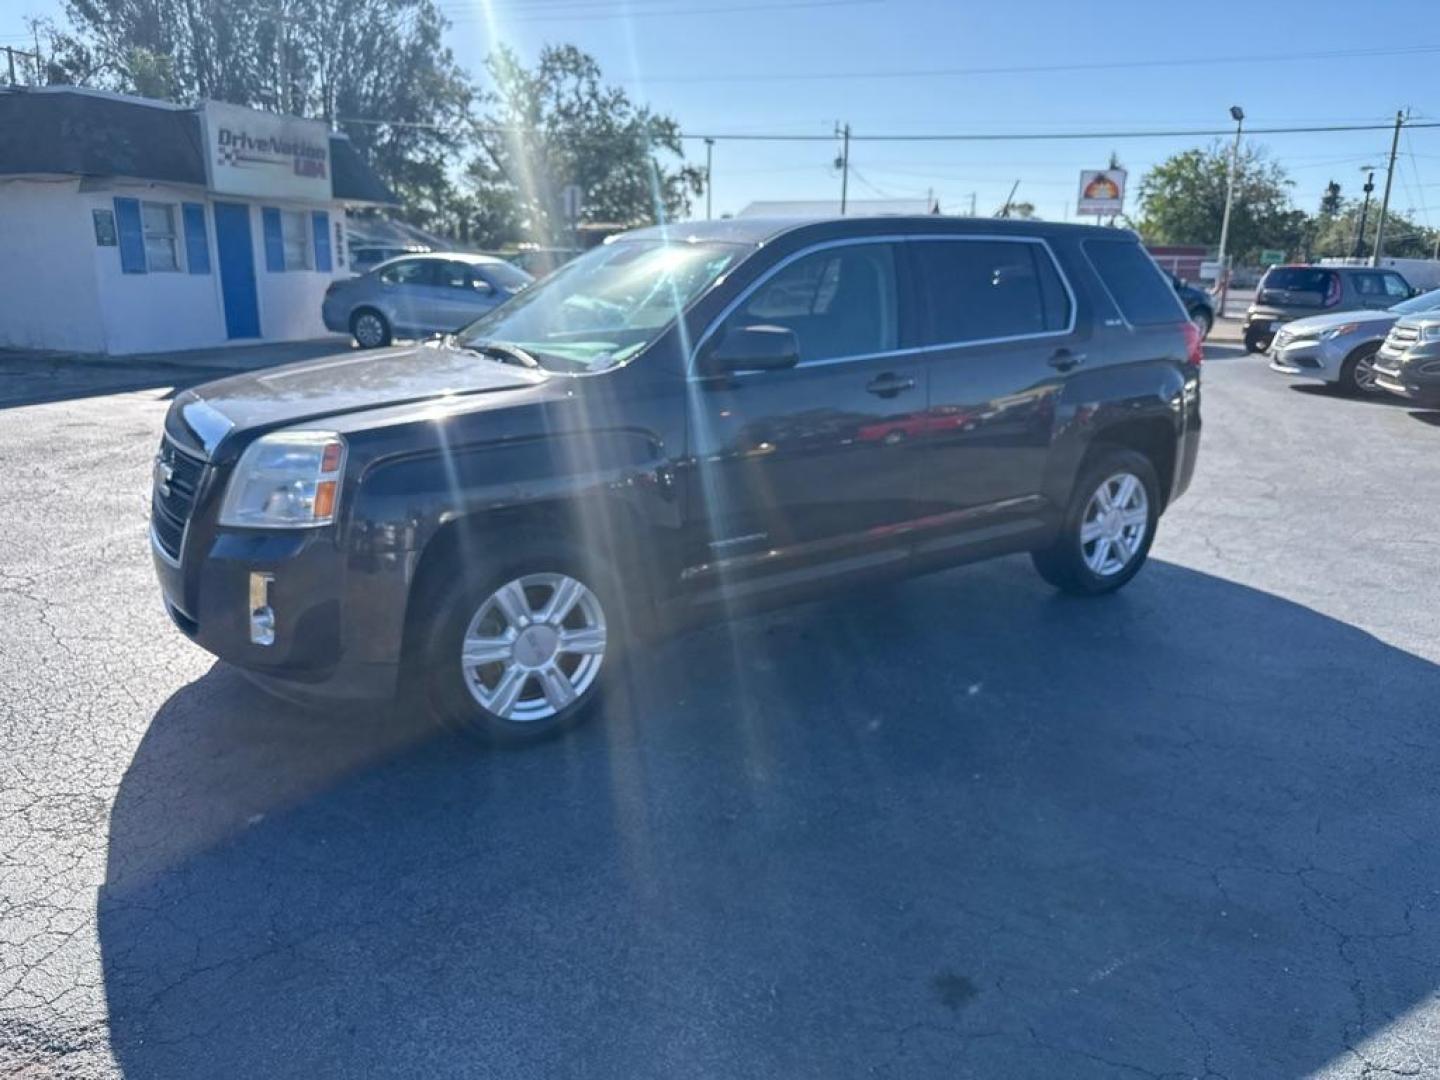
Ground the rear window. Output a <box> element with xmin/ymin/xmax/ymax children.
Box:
<box><xmin>1258</xmin><ymin>267</ymin><xmax>1340</xmax><ymax>308</ymax></box>
<box><xmin>1083</xmin><ymin>240</ymin><xmax>1186</xmax><ymax>326</ymax></box>
<box><xmin>910</xmin><ymin>239</ymin><xmax>1071</xmax><ymax>345</ymax></box>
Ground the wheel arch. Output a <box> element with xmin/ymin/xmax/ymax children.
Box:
<box><xmin>1085</xmin><ymin>416</ymin><xmax>1179</xmax><ymax>507</ymax></box>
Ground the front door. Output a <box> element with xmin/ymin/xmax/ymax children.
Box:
<box><xmin>684</xmin><ymin>241</ymin><xmax>927</xmax><ymax>588</ymax></box>
<box><xmin>213</xmin><ymin>202</ymin><xmax>260</xmax><ymax>339</ymax></box>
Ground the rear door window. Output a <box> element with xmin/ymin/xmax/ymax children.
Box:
<box><xmin>910</xmin><ymin>239</ymin><xmax>1071</xmax><ymax>345</ymax></box>
<box><xmin>1083</xmin><ymin>240</ymin><xmax>1186</xmax><ymax>325</ymax></box>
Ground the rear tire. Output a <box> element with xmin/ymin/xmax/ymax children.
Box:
<box><xmin>1243</xmin><ymin>330</ymin><xmax>1270</xmax><ymax>354</ymax></box>
<box><xmin>351</xmin><ymin>308</ymin><xmax>391</xmax><ymax>349</ymax></box>
<box><xmin>415</xmin><ymin>542</ymin><xmax>626</xmax><ymax>745</ymax></box>
<box><xmin>1338</xmin><ymin>344</ymin><xmax>1381</xmax><ymax>395</ymax></box>
<box><xmin>1032</xmin><ymin>447</ymin><xmax>1160</xmax><ymax>596</ymax></box>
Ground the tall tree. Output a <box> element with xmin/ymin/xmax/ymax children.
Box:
<box><xmin>1310</xmin><ymin>200</ymin><xmax>1438</xmax><ymax>260</ymax></box>
<box><xmin>1134</xmin><ymin>141</ymin><xmax>1304</xmax><ymax>262</ymax></box>
<box><xmin>468</xmin><ymin>45</ymin><xmax>704</xmax><ymax>248</ymax></box>
<box><xmin>33</xmin><ymin>0</ymin><xmax>472</xmax><ymax>231</ymax></box>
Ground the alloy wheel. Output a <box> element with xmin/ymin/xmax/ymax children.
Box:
<box><xmin>1080</xmin><ymin>472</ymin><xmax>1150</xmax><ymax>577</ymax></box>
<box><xmin>1353</xmin><ymin>352</ymin><xmax>1380</xmax><ymax>392</ymax></box>
<box><xmin>459</xmin><ymin>572</ymin><xmax>607</xmax><ymax>723</ymax></box>
<box><xmin>354</xmin><ymin>313</ymin><xmax>385</xmax><ymax>348</ymax></box>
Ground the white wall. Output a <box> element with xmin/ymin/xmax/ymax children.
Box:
<box><xmin>86</xmin><ymin>181</ymin><xmax>229</xmax><ymax>355</ymax></box>
<box><xmin>0</xmin><ymin>179</ymin><xmax>107</xmax><ymax>353</ymax></box>
<box><xmin>0</xmin><ymin>178</ymin><xmax>349</xmax><ymax>356</ymax></box>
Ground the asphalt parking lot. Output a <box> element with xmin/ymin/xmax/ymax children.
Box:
<box><xmin>4</xmin><ymin>333</ymin><xmax>1440</xmax><ymax>1079</ymax></box>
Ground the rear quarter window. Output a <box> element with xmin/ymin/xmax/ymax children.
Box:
<box><xmin>1083</xmin><ymin>239</ymin><xmax>1187</xmax><ymax>326</ymax></box>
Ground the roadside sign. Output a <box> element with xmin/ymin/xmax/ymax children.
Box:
<box><xmin>1259</xmin><ymin>249</ymin><xmax>1286</xmax><ymax>266</ymax></box>
<box><xmin>562</xmin><ymin>184</ymin><xmax>582</xmax><ymax>222</ymax></box>
<box><xmin>1077</xmin><ymin>169</ymin><xmax>1126</xmax><ymax>217</ymax></box>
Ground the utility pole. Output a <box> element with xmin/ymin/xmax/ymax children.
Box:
<box><xmin>5</xmin><ymin>46</ymin><xmax>40</xmax><ymax>85</ymax></box>
<box><xmin>999</xmin><ymin>179</ymin><xmax>1020</xmax><ymax>218</ymax></box>
<box><xmin>1216</xmin><ymin>105</ymin><xmax>1244</xmax><ymax>319</ymax></box>
<box><xmin>1372</xmin><ymin>109</ymin><xmax>1405</xmax><ymax>267</ymax></box>
<box><xmin>704</xmin><ymin>137</ymin><xmax>714</xmax><ymax>221</ymax></box>
<box><xmin>968</xmin><ymin>192</ymin><xmax>977</xmax><ymax>217</ymax></box>
<box><xmin>834</xmin><ymin>122</ymin><xmax>850</xmax><ymax>215</ymax></box>
<box><xmin>1354</xmin><ymin>170</ymin><xmax>1376</xmax><ymax>259</ymax></box>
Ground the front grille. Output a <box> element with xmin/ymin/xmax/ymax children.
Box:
<box><xmin>151</xmin><ymin>437</ymin><xmax>206</xmax><ymax>561</ymax></box>
<box><xmin>1388</xmin><ymin>325</ymin><xmax>1421</xmax><ymax>348</ymax></box>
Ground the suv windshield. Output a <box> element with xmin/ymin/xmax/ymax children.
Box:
<box><xmin>458</xmin><ymin>239</ymin><xmax>743</xmax><ymax>373</ymax></box>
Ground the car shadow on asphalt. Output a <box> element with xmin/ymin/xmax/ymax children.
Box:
<box><xmin>1408</xmin><ymin>410</ymin><xmax>1440</xmax><ymax>427</ymax></box>
<box><xmin>0</xmin><ymin>362</ymin><xmax>226</xmax><ymax>409</ymax></box>
<box><xmin>1288</xmin><ymin>383</ymin><xmax>1416</xmax><ymax>408</ymax></box>
<box><xmin>98</xmin><ymin>557</ymin><xmax>1440</xmax><ymax>1078</ymax></box>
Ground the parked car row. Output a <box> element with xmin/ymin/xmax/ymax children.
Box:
<box><xmin>1244</xmin><ymin>263</ymin><xmax>1418</xmax><ymax>354</ymax></box>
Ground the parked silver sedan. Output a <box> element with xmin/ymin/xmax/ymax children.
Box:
<box><xmin>1268</xmin><ymin>287</ymin><xmax>1440</xmax><ymax>394</ymax></box>
<box><xmin>323</xmin><ymin>253</ymin><xmax>533</xmax><ymax>348</ymax></box>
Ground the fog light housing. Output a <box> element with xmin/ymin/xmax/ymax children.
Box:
<box><xmin>249</xmin><ymin>572</ymin><xmax>275</xmax><ymax>646</ymax></box>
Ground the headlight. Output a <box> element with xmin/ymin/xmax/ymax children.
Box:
<box><xmin>1423</xmin><ymin>324</ymin><xmax>1440</xmax><ymax>342</ymax></box>
<box><xmin>1320</xmin><ymin>323</ymin><xmax>1359</xmax><ymax>340</ymax></box>
<box><xmin>219</xmin><ymin>431</ymin><xmax>347</xmax><ymax>528</ymax></box>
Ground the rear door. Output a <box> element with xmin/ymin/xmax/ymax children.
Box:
<box><xmin>684</xmin><ymin>240</ymin><xmax>928</xmax><ymax>585</ymax></box>
<box><xmin>377</xmin><ymin>258</ymin><xmax>439</xmax><ymax>334</ymax></box>
<box><xmin>906</xmin><ymin>236</ymin><xmax>1078</xmax><ymax>532</ymax></box>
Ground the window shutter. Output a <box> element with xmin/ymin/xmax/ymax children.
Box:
<box><xmin>114</xmin><ymin>197</ymin><xmax>147</xmax><ymax>274</ymax></box>
<box><xmin>311</xmin><ymin>210</ymin><xmax>332</xmax><ymax>272</ymax></box>
<box><xmin>261</xmin><ymin>207</ymin><xmax>284</xmax><ymax>271</ymax></box>
<box><xmin>182</xmin><ymin>203</ymin><xmax>210</xmax><ymax>274</ymax></box>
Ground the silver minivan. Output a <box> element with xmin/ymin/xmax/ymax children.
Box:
<box><xmin>323</xmin><ymin>253</ymin><xmax>533</xmax><ymax>348</ymax></box>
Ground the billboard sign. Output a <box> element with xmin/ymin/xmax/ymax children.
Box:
<box><xmin>1077</xmin><ymin>169</ymin><xmax>1127</xmax><ymax>217</ymax></box>
<box><xmin>201</xmin><ymin>101</ymin><xmax>331</xmax><ymax>202</ymax></box>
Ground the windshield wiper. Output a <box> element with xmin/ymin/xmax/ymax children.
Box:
<box><xmin>446</xmin><ymin>336</ymin><xmax>540</xmax><ymax>369</ymax></box>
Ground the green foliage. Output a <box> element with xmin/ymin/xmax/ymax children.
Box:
<box><xmin>1135</xmin><ymin>141</ymin><xmax>1304</xmax><ymax>262</ymax></box>
<box><xmin>465</xmin><ymin>45</ymin><xmax>703</xmax><ymax>248</ymax></box>
<box><xmin>1310</xmin><ymin>200</ymin><xmax>1438</xmax><ymax>260</ymax></box>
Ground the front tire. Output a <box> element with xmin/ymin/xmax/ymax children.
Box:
<box><xmin>1032</xmin><ymin>448</ymin><xmax>1160</xmax><ymax>596</ymax></box>
<box><xmin>1243</xmin><ymin>329</ymin><xmax>1270</xmax><ymax>354</ymax></box>
<box><xmin>1338</xmin><ymin>344</ymin><xmax>1381</xmax><ymax>395</ymax></box>
<box><xmin>417</xmin><ymin>547</ymin><xmax>623</xmax><ymax>744</ymax></box>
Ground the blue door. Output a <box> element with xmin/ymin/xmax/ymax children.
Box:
<box><xmin>213</xmin><ymin>202</ymin><xmax>260</xmax><ymax>339</ymax></box>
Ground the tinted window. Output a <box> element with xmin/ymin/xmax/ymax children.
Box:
<box><xmin>477</xmin><ymin>261</ymin><xmax>533</xmax><ymax>291</ymax></box>
<box><xmin>912</xmin><ymin>239</ymin><xmax>1070</xmax><ymax>345</ymax></box>
<box><xmin>1354</xmin><ymin>273</ymin><xmax>1384</xmax><ymax>297</ymax></box>
<box><xmin>1383</xmin><ymin>273</ymin><xmax>1411</xmax><ymax>298</ymax></box>
<box><xmin>723</xmin><ymin>243</ymin><xmax>899</xmax><ymax>364</ymax></box>
<box><xmin>1085</xmin><ymin>240</ymin><xmax>1186</xmax><ymax>325</ymax></box>
<box><xmin>379</xmin><ymin>259</ymin><xmax>434</xmax><ymax>286</ymax></box>
<box><xmin>435</xmin><ymin>261</ymin><xmax>474</xmax><ymax>289</ymax></box>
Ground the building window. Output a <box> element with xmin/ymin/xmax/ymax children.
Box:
<box><xmin>141</xmin><ymin>202</ymin><xmax>179</xmax><ymax>272</ymax></box>
<box><xmin>280</xmin><ymin>209</ymin><xmax>311</xmax><ymax>270</ymax></box>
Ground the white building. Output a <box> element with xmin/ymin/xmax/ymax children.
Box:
<box><xmin>0</xmin><ymin>86</ymin><xmax>395</xmax><ymax>355</ymax></box>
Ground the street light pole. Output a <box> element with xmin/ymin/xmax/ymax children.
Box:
<box><xmin>1354</xmin><ymin>170</ymin><xmax>1376</xmax><ymax>259</ymax></box>
<box><xmin>1215</xmin><ymin>105</ymin><xmax>1244</xmax><ymax>319</ymax></box>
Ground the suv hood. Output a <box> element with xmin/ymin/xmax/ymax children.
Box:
<box><xmin>1281</xmin><ymin>309</ymin><xmax>1398</xmax><ymax>336</ymax></box>
<box><xmin>175</xmin><ymin>343</ymin><xmax>548</xmax><ymax>451</ymax></box>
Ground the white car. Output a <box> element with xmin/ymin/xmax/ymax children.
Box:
<box><xmin>1268</xmin><ymin>289</ymin><xmax>1440</xmax><ymax>394</ymax></box>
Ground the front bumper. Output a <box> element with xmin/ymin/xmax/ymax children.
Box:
<box><xmin>152</xmin><ymin>525</ymin><xmax>405</xmax><ymax>703</ymax></box>
<box><xmin>1373</xmin><ymin>343</ymin><xmax>1440</xmax><ymax>406</ymax></box>
<box><xmin>1267</xmin><ymin>334</ymin><xmax>1352</xmax><ymax>383</ymax></box>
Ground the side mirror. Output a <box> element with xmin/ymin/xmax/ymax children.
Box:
<box><xmin>702</xmin><ymin>324</ymin><xmax>800</xmax><ymax>375</ymax></box>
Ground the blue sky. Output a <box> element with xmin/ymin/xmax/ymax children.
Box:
<box><xmin>5</xmin><ymin>0</ymin><xmax>1437</xmax><ymax>225</ymax></box>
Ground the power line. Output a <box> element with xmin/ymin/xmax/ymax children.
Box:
<box><xmin>618</xmin><ymin>42</ymin><xmax>1440</xmax><ymax>85</ymax></box>
<box><xmin>440</xmin><ymin>0</ymin><xmax>876</xmax><ymax>24</ymax></box>
<box><xmin>681</xmin><ymin>121</ymin><xmax>1440</xmax><ymax>143</ymax></box>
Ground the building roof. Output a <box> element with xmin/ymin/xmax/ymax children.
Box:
<box><xmin>0</xmin><ymin>86</ymin><xmax>396</xmax><ymax>205</ymax></box>
<box><xmin>737</xmin><ymin>197</ymin><xmax>939</xmax><ymax>218</ymax></box>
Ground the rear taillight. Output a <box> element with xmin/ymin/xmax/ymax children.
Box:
<box><xmin>1182</xmin><ymin>321</ymin><xmax>1204</xmax><ymax>367</ymax></box>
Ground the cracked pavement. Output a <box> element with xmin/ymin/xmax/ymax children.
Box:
<box><xmin>3</xmin><ymin>342</ymin><xmax>1440</xmax><ymax>1078</ymax></box>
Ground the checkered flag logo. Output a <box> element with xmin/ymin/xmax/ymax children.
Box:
<box><xmin>217</xmin><ymin>145</ymin><xmax>240</xmax><ymax>166</ymax></box>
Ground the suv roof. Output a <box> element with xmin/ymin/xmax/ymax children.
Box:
<box><xmin>621</xmin><ymin>215</ymin><xmax>1135</xmax><ymax>248</ymax></box>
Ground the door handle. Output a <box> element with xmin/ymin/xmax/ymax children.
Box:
<box><xmin>1047</xmin><ymin>348</ymin><xmax>1086</xmax><ymax>372</ymax></box>
<box><xmin>866</xmin><ymin>373</ymin><xmax>916</xmax><ymax>398</ymax></box>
